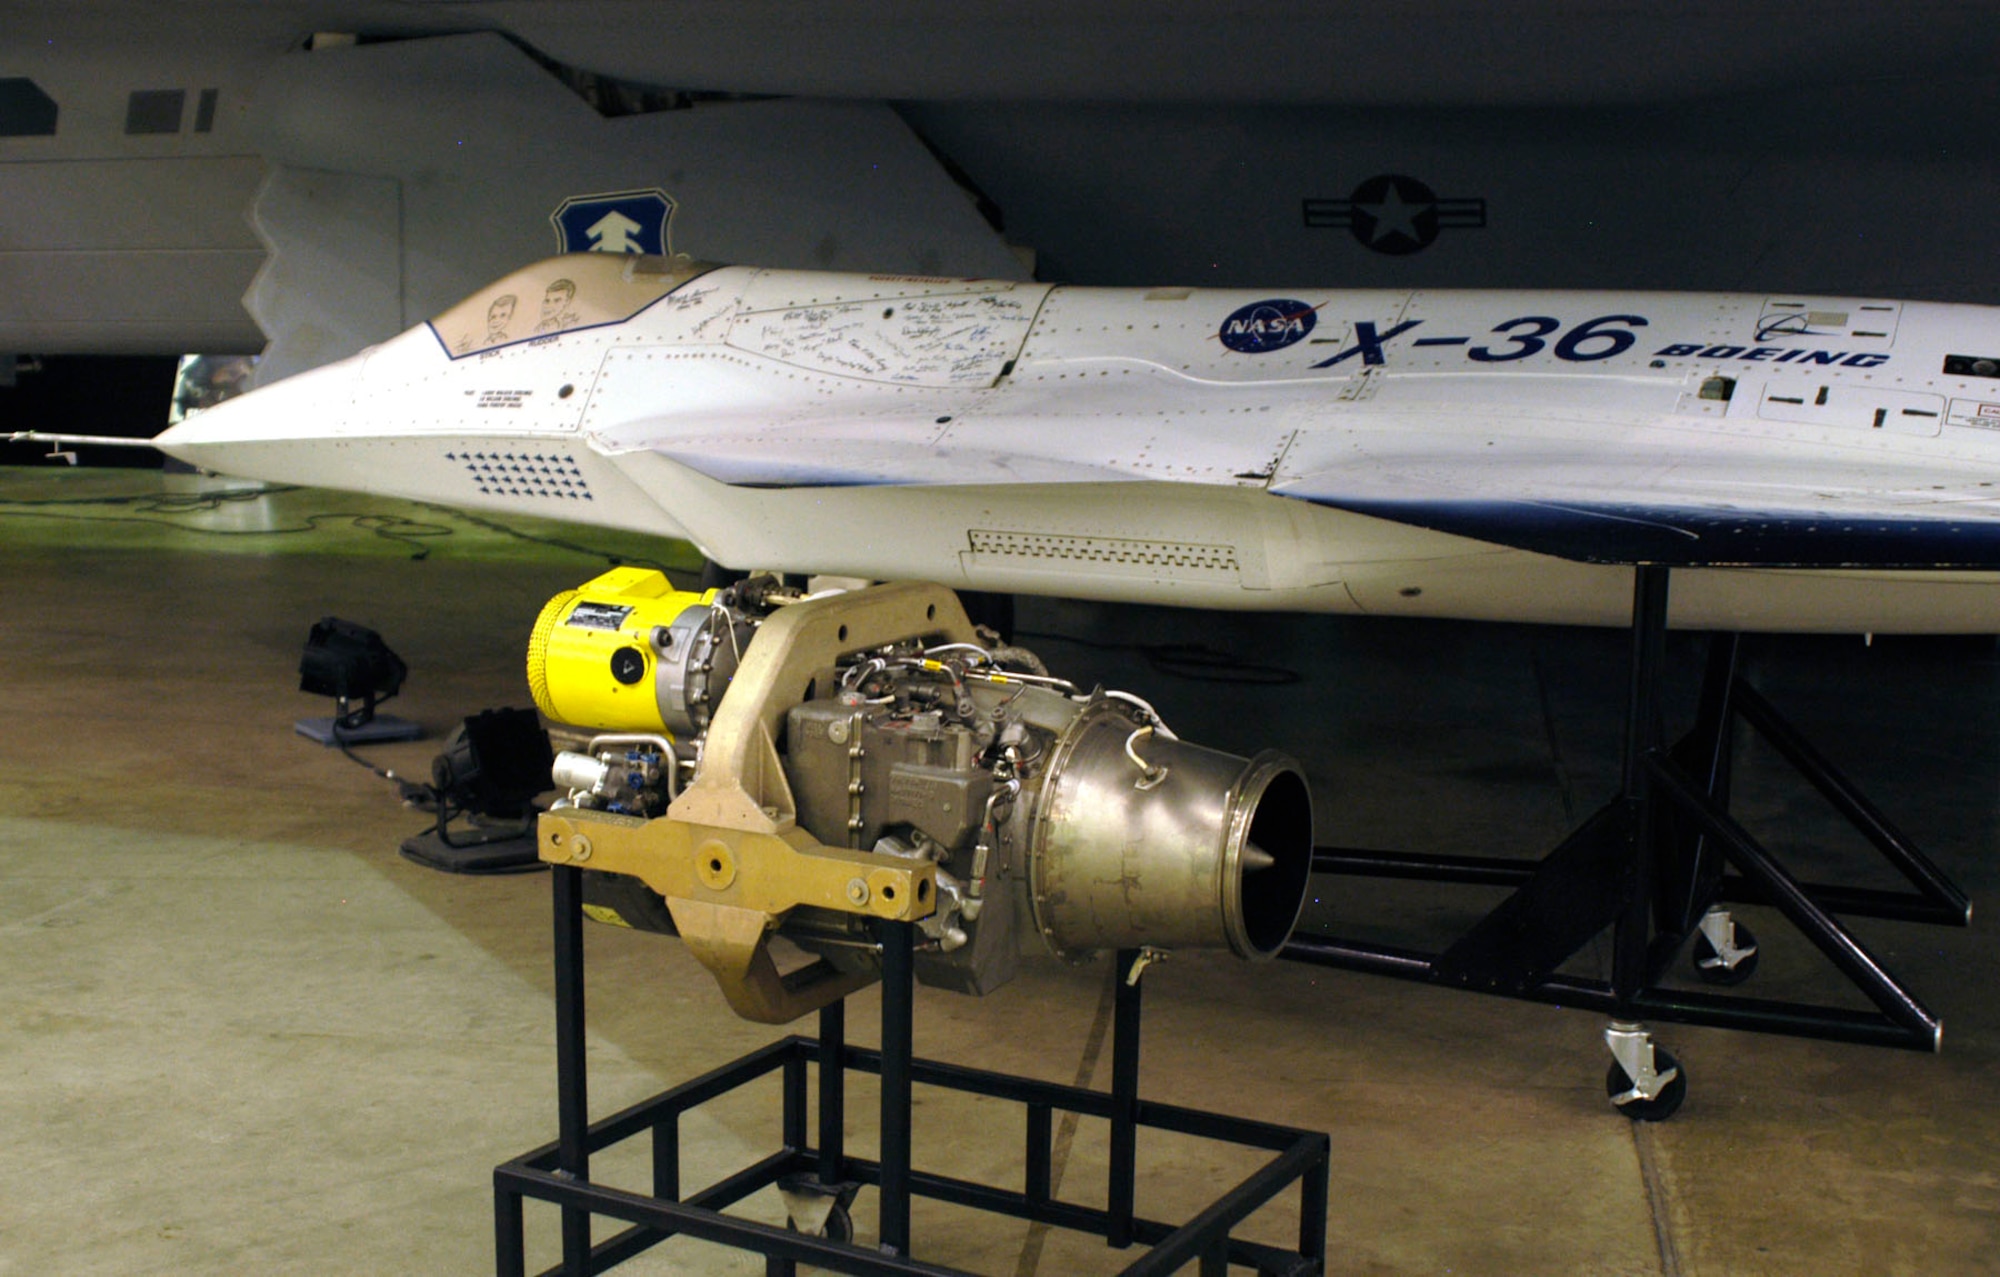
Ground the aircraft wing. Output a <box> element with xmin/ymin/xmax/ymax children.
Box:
<box><xmin>1266</xmin><ymin>407</ymin><xmax>2000</xmax><ymax>569</ymax></box>
<box><xmin>591</xmin><ymin>377</ymin><xmax>2000</xmax><ymax>570</ymax></box>
<box><xmin>587</xmin><ymin>410</ymin><xmax>2000</xmax><ymax>570</ymax></box>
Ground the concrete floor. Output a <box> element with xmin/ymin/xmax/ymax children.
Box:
<box><xmin>3</xmin><ymin>465</ymin><xmax>1998</xmax><ymax>1274</ymax></box>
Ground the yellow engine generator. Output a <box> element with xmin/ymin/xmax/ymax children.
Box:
<box><xmin>527</xmin><ymin>565</ymin><xmax>742</xmax><ymax>739</ymax></box>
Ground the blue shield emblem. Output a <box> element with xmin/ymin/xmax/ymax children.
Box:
<box><xmin>550</xmin><ymin>189</ymin><xmax>677</xmax><ymax>256</ymax></box>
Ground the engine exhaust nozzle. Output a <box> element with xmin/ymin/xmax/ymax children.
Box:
<box><xmin>1027</xmin><ymin>702</ymin><xmax>1314</xmax><ymax>961</ymax></box>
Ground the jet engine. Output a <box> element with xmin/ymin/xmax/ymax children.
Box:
<box><xmin>529</xmin><ymin>569</ymin><xmax>1313</xmax><ymax>1022</ymax></box>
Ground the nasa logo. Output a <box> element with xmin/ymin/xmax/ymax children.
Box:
<box><xmin>1219</xmin><ymin>299</ymin><xmax>1318</xmax><ymax>354</ymax></box>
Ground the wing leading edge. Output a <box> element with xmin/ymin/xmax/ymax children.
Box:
<box><xmin>1271</xmin><ymin>490</ymin><xmax>2000</xmax><ymax>569</ymax></box>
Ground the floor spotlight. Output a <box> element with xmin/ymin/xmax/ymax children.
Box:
<box><xmin>399</xmin><ymin>707</ymin><xmax>554</xmax><ymax>874</ymax></box>
<box><xmin>294</xmin><ymin>616</ymin><xmax>423</xmax><ymax>744</ymax></box>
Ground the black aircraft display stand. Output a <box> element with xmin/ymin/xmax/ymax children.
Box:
<box><xmin>496</xmin><ymin>865</ymin><xmax>1331</xmax><ymax>1276</ymax></box>
<box><xmin>1285</xmin><ymin>565</ymin><xmax>1971</xmax><ymax>1115</ymax></box>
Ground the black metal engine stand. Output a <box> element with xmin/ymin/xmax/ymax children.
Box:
<box><xmin>496</xmin><ymin>866</ymin><xmax>1331</xmax><ymax>1275</ymax></box>
<box><xmin>1286</xmin><ymin>565</ymin><xmax>1971</xmax><ymax>1117</ymax></box>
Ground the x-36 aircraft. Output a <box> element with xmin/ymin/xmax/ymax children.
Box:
<box><xmin>150</xmin><ymin>252</ymin><xmax>2000</xmax><ymax>624</ymax></box>
<box><xmin>116</xmin><ymin>253</ymin><xmax>1997</xmax><ymax>1118</ymax></box>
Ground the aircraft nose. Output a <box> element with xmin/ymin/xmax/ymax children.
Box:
<box><xmin>154</xmin><ymin>356</ymin><xmax>358</xmax><ymax>475</ymax></box>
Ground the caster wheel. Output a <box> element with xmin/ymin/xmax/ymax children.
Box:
<box><xmin>823</xmin><ymin>1204</ymin><xmax>853</xmax><ymax>1244</ymax></box>
<box><xmin>1607</xmin><ymin>1048</ymin><xmax>1687</xmax><ymax>1122</ymax></box>
<box><xmin>785</xmin><ymin>1203</ymin><xmax>853</xmax><ymax>1244</ymax></box>
<box><xmin>1692</xmin><ymin>923</ymin><xmax>1759</xmax><ymax>986</ymax></box>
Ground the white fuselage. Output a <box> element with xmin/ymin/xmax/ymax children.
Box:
<box><xmin>157</xmin><ymin>256</ymin><xmax>2000</xmax><ymax>632</ymax></box>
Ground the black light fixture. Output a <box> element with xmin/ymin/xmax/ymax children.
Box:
<box><xmin>294</xmin><ymin>616</ymin><xmax>423</xmax><ymax>744</ymax></box>
<box><xmin>399</xmin><ymin>707</ymin><xmax>554</xmax><ymax>875</ymax></box>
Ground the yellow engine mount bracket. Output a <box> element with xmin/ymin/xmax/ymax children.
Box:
<box><xmin>538</xmin><ymin>580</ymin><xmax>981</xmax><ymax>1023</ymax></box>
<box><xmin>526</xmin><ymin>566</ymin><xmax>712</xmax><ymax>732</ymax></box>
<box><xmin>540</xmin><ymin>808</ymin><xmax>938</xmax><ymax>1021</ymax></box>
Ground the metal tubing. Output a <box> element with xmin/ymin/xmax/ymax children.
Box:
<box><xmin>1614</xmin><ymin>983</ymin><xmax>1930</xmax><ymax>1052</ymax></box>
<box><xmin>497</xmin><ymin>1035</ymin><xmax>1331</xmax><ymax>1274</ymax></box>
<box><xmin>502</xmin><ymin>1157</ymin><xmax>964</xmax><ymax>1277</ymax></box>
<box><xmin>1300</xmin><ymin>1134</ymin><xmax>1330</xmax><ymax>1265</ymax></box>
<box><xmin>783</xmin><ymin>1056</ymin><xmax>807</xmax><ymax>1151</ymax></box>
<box><xmin>653</xmin><ymin>1112</ymin><xmax>678</xmax><ymax>1201</ymax></box>
<box><xmin>526</xmin><ymin>1142</ymin><xmax>803</xmax><ymax>1270</ymax></box>
<box><xmin>1115</xmin><ymin>1137</ymin><xmax>1326</xmax><ymax>1277</ymax></box>
<box><xmin>563</xmin><ymin>1221</ymin><xmax>674</xmax><ymax>1274</ymax></box>
<box><xmin>1668</xmin><ymin>633</ymin><xmax>1741</xmax><ymax>934</ymax></box>
<box><xmin>516</xmin><ymin>1038</ymin><xmax>800</xmax><ymax>1166</ymax></box>
<box><xmin>866</xmin><ymin>1161</ymin><xmax>1111</xmax><ymax>1232</ymax></box>
<box><xmin>495</xmin><ymin>1178</ymin><xmax>525</xmax><ymax>1277</ymax></box>
<box><xmin>1613</xmin><ymin>566</ymin><xmax>1670</xmax><ymax>1011</ymax></box>
<box><xmin>1291</xmin><ymin>574</ymin><xmax>1958</xmax><ymax>1065</ymax></box>
<box><xmin>829</xmin><ymin>1159</ymin><xmax>1188</xmax><ymax>1256</ymax></box>
<box><xmin>1622</xmin><ymin>565</ymin><xmax>1671</xmax><ymax>799</ymax></box>
<box><xmin>1108</xmin><ymin>950</ymin><xmax>1144</xmax><ymax>1249</ymax></box>
<box><xmin>1141</xmin><ymin>1101</ymin><xmax>1308</xmax><ymax>1153</ymax></box>
<box><xmin>845</xmin><ymin>1045</ymin><xmax>1308</xmax><ymax>1151</ymax></box>
<box><xmin>504</xmin><ymin>1136</ymin><xmax>1320</xmax><ymax>1276</ymax></box>
<box><xmin>506</xmin><ymin>885</ymin><xmax>1328</xmax><ymax>1274</ymax></box>
<box><xmin>1311</xmin><ymin>846</ymin><xmax>1537</xmax><ymax>886</ymax></box>
<box><xmin>551</xmin><ymin>864</ymin><xmax>592</xmax><ymax>1275</ymax></box>
<box><xmin>871</xmin><ymin>1161</ymin><xmax>1319</xmax><ymax>1266</ymax></box>
<box><xmin>843</xmin><ymin>1046</ymin><xmax>1118</xmax><ymax>1118</ymax></box>
<box><xmin>1734</xmin><ymin>680</ymin><xmax>1972</xmax><ymax>920</ymax></box>
<box><xmin>819</xmin><ymin>1000</ymin><xmax>846</xmax><ymax>1187</ymax></box>
<box><xmin>1645</xmin><ymin>755</ymin><xmax>1941</xmax><ymax>1045</ymax></box>
<box><xmin>1283</xmin><ymin>933</ymin><xmax>1933</xmax><ymax>1051</ymax></box>
<box><xmin>1281</xmin><ymin>932</ymin><xmax>1435</xmax><ymax>978</ymax></box>
<box><xmin>685</xmin><ymin>1148</ymin><xmax>810</xmax><ymax>1215</ymax></box>
<box><xmin>1688</xmin><ymin>634</ymin><xmax>1741</xmax><ymax>796</ymax></box>
<box><xmin>878</xmin><ymin>921</ymin><xmax>914</xmax><ymax>1256</ymax></box>
<box><xmin>1717</xmin><ymin>876</ymin><xmax>1968</xmax><ymax>926</ymax></box>
<box><xmin>1026</xmin><ymin>1103</ymin><xmax>1052</xmax><ymax>1203</ymax></box>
